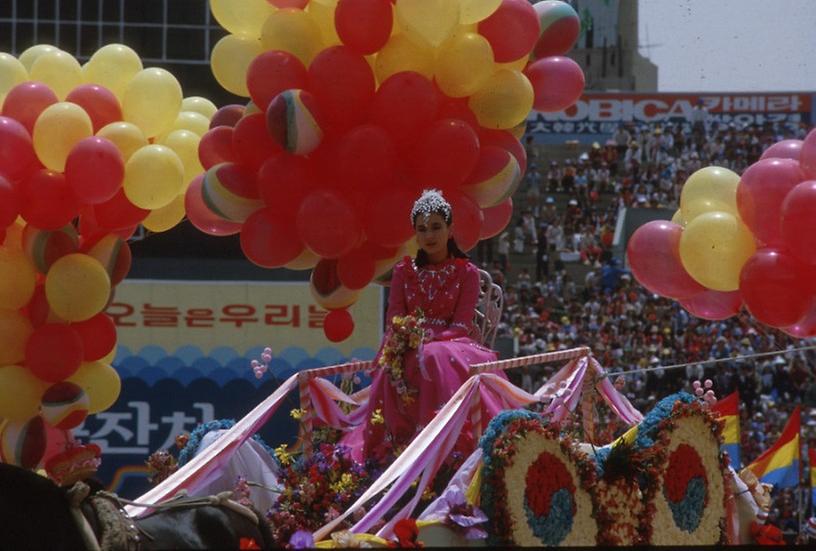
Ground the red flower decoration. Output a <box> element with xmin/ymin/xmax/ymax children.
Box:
<box><xmin>524</xmin><ymin>451</ymin><xmax>576</xmax><ymax>517</ymax></box>
<box><xmin>239</xmin><ymin>537</ymin><xmax>261</xmax><ymax>550</ymax></box>
<box><xmin>664</xmin><ymin>444</ymin><xmax>707</xmax><ymax>503</ymax></box>
<box><xmin>390</xmin><ymin>518</ymin><xmax>423</xmax><ymax>548</ymax></box>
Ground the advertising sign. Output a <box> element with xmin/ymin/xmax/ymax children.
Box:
<box><xmin>528</xmin><ymin>92</ymin><xmax>815</xmax><ymax>144</ymax></box>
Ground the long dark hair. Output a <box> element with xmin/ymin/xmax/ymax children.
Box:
<box><xmin>413</xmin><ymin>210</ymin><xmax>469</xmax><ymax>268</ymax></box>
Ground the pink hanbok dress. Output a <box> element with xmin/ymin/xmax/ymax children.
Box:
<box><xmin>344</xmin><ymin>256</ymin><xmax>499</xmax><ymax>461</ymax></box>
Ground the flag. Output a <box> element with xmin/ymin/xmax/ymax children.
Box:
<box><xmin>810</xmin><ymin>447</ymin><xmax>816</xmax><ymax>508</ymax></box>
<box><xmin>711</xmin><ymin>390</ymin><xmax>741</xmax><ymax>470</ymax></box>
<box><xmin>746</xmin><ymin>406</ymin><xmax>800</xmax><ymax>488</ymax></box>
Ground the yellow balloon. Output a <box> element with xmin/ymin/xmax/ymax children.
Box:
<box><xmin>307</xmin><ymin>0</ymin><xmax>342</xmax><ymax>47</ymax></box>
<box><xmin>142</xmin><ymin>194</ymin><xmax>186</xmax><ymax>233</ymax></box>
<box><xmin>0</xmin><ymin>53</ymin><xmax>28</xmax><ymax>100</ymax></box>
<box><xmin>510</xmin><ymin>120</ymin><xmax>527</xmax><ymax>140</ymax></box>
<box><xmin>0</xmin><ymin>245</ymin><xmax>37</xmax><ymax>310</ymax></box>
<box><xmin>498</xmin><ymin>55</ymin><xmax>529</xmax><ymax>72</ymax></box>
<box><xmin>375</xmin><ymin>34</ymin><xmax>436</xmax><ymax>83</ymax></box>
<box><xmin>0</xmin><ymin>309</ymin><xmax>33</xmax><ymax>366</ymax></box>
<box><xmin>96</xmin><ymin>121</ymin><xmax>148</xmax><ymax>161</ymax></box>
<box><xmin>211</xmin><ymin>34</ymin><xmax>263</xmax><ymax>97</ymax></box>
<box><xmin>435</xmin><ymin>32</ymin><xmax>494</xmax><ymax>97</ymax></box>
<box><xmin>122</xmin><ymin>68</ymin><xmax>183</xmax><ymax>138</ymax></box>
<box><xmin>679</xmin><ymin>211</ymin><xmax>756</xmax><ymax>292</ymax></box>
<box><xmin>32</xmin><ymin>102</ymin><xmax>93</xmax><ymax>171</ymax></box>
<box><xmin>396</xmin><ymin>0</ymin><xmax>460</xmax><ymax>47</ymax></box>
<box><xmin>160</xmin><ymin>130</ymin><xmax>204</xmax><ymax>184</ymax></box>
<box><xmin>68</xmin><ymin>361</ymin><xmax>121</xmax><ymax>414</ymax></box>
<box><xmin>260</xmin><ymin>9</ymin><xmax>323</xmax><ymax>66</ymax></box>
<box><xmin>469</xmin><ymin>69</ymin><xmax>534</xmax><ymax>129</ymax></box>
<box><xmin>168</xmin><ymin>111</ymin><xmax>212</xmax><ymax>138</ymax></box>
<box><xmin>99</xmin><ymin>347</ymin><xmax>117</xmax><ymax>366</ymax></box>
<box><xmin>29</xmin><ymin>50</ymin><xmax>83</xmax><ymax>100</ymax></box>
<box><xmin>181</xmin><ymin>96</ymin><xmax>217</xmax><ymax>119</ymax></box>
<box><xmin>2</xmin><ymin>218</ymin><xmax>25</xmax><ymax>251</ymax></box>
<box><xmin>0</xmin><ymin>366</ymin><xmax>48</xmax><ymax>421</ymax></box>
<box><xmin>460</xmin><ymin>0</ymin><xmax>502</xmax><ymax>24</ymax></box>
<box><xmin>18</xmin><ymin>44</ymin><xmax>60</xmax><ymax>71</ymax></box>
<box><xmin>45</xmin><ymin>253</ymin><xmax>111</xmax><ymax>322</ymax></box>
<box><xmin>123</xmin><ymin>144</ymin><xmax>185</xmax><ymax>209</ymax></box>
<box><xmin>210</xmin><ymin>0</ymin><xmax>276</xmax><ymax>36</ymax></box>
<box><xmin>671</xmin><ymin>209</ymin><xmax>686</xmax><ymax>226</ymax></box>
<box><xmin>82</xmin><ymin>44</ymin><xmax>144</xmax><ymax>99</ymax></box>
<box><xmin>284</xmin><ymin>247</ymin><xmax>320</xmax><ymax>270</ymax></box>
<box><xmin>679</xmin><ymin>166</ymin><xmax>739</xmax><ymax>222</ymax></box>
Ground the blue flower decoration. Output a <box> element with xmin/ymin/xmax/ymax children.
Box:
<box><xmin>524</xmin><ymin>488</ymin><xmax>575</xmax><ymax>545</ymax></box>
<box><xmin>666</xmin><ymin>476</ymin><xmax>707</xmax><ymax>533</ymax></box>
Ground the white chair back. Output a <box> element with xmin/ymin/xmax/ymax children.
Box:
<box><xmin>474</xmin><ymin>269</ymin><xmax>503</xmax><ymax>348</ymax></box>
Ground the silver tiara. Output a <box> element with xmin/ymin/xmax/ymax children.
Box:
<box><xmin>410</xmin><ymin>189</ymin><xmax>452</xmax><ymax>224</ymax></box>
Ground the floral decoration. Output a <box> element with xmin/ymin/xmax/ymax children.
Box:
<box><xmin>267</xmin><ymin>444</ymin><xmax>380</xmax><ymax>547</ymax></box>
<box><xmin>663</xmin><ymin>444</ymin><xmax>708</xmax><ymax>533</ymax></box>
<box><xmin>378</xmin><ymin>309</ymin><xmax>425</xmax><ymax>406</ymax></box>
<box><xmin>176</xmin><ymin>419</ymin><xmax>274</xmax><ymax>467</ymax></box>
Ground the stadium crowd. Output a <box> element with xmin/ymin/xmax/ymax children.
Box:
<box><xmin>478</xmin><ymin>116</ymin><xmax>815</xmax><ymax>540</ymax></box>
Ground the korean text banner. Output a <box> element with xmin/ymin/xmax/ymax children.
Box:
<box><xmin>108</xmin><ymin>279</ymin><xmax>384</xmax><ymax>359</ymax></box>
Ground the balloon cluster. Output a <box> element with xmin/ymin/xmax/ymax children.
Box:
<box><xmin>627</xmin><ymin>129</ymin><xmax>816</xmax><ymax>338</ymax></box>
<box><xmin>199</xmin><ymin>0</ymin><xmax>584</xmax><ymax>341</ymax></box>
<box><xmin>0</xmin><ymin>44</ymin><xmax>213</xmax><ymax>469</ymax></box>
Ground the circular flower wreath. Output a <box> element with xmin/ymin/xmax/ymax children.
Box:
<box><xmin>478</xmin><ymin>411</ymin><xmax>598</xmax><ymax>547</ymax></box>
<box><xmin>646</xmin><ymin>403</ymin><xmax>727</xmax><ymax>546</ymax></box>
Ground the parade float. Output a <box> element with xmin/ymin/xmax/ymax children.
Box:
<box><xmin>0</xmin><ymin>0</ymin><xmax>813</xmax><ymax>547</ymax></box>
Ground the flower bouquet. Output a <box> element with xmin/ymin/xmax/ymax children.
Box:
<box><xmin>378</xmin><ymin>309</ymin><xmax>426</xmax><ymax>407</ymax></box>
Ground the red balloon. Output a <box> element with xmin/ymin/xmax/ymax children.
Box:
<box><xmin>627</xmin><ymin>221</ymin><xmax>706</xmax><ymax>299</ymax></box>
<box><xmin>210</xmin><ymin>104</ymin><xmax>245</xmax><ymax>129</ymax></box>
<box><xmin>247</xmin><ymin>50</ymin><xmax>309</xmax><ymax>111</ymax></box>
<box><xmin>297</xmin><ymin>189</ymin><xmax>362</xmax><ymax>258</ymax></box>
<box><xmin>0</xmin><ymin>174</ymin><xmax>20</xmax><ymax>228</ymax></box>
<box><xmin>737</xmin><ymin>158</ymin><xmax>804</xmax><ymax>246</ymax></box>
<box><xmin>409</xmin><ymin>119</ymin><xmax>480</xmax><ymax>188</ymax></box>
<box><xmin>781</xmin><ymin>180</ymin><xmax>816</xmax><ymax>266</ymax></box>
<box><xmin>362</xmin><ymin>188</ymin><xmax>415</xmax><ymax>248</ymax></box>
<box><xmin>0</xmin><ymin>227</ymin><xmax>6</xmax><ymax>245</ymax></box>
<box><xmin>801</xmin><ymin>128</ymin><xmax>816</xmax><ymax>179</ymax></box>
<box><xmin>65</xmin><ymin>84</ymin><xmax>123</xmax><ymax>132</ymax></box>
<box><xmin>371</xmin><ymin>72</ymin><xmax>438</xmax><ymax>146</ymax></box>
<box><xmin>479</xmin><ymin>129</ymin><xmax>527</xmax><ymax>174</ymax></box>
<box><xmin>26</xmin><ymin>323</ymin><xmax>84</xmax><ymax>382</ymax></box>
<box><xmin>232</xmin><ymin>113</ymin><xmax>281</xmax><ymax>169</ymax></box>
<box><xmin>27</xmin><ymin>284</ymin><xmax>56</xmax><ymax>327</ymax></box>
<box><xmin>184</xmin><ymin>174</ymin><xmax>242</xmax><ymax>236</ymax></box>
<box><xmin>240</xmin><ymin>207</ymin><xmax>304</xmax><ymax>268</ymax></box>
<box><xmin>783</xmin><ymin>302</ymin><xmax>816</xmax><ymax>338</ymax></box>
<box><xmin>1</xmin><ymin>82</ymin><xmax>58</xmax><ymax>133</ymax></box>
<box><xmin>72</xmin><ymin>313</ymin><xmax>117</xmax><ymax>361</ymax></box>
<box><xmin>308</xmin><ymin>46</ymin><xmax>375</xmax><ymax>131</ymax></box>
<box><xmin>0</xmin><ymin>116</ymin><xmax>39</xmax><ymax>181</ymax></box>
<box><xmin>336</xmin><ymin>0</ymin><xmax>393</xmax><ymax>55</ymax></box>
<box><xmin>739</xmin><ymin>248</ymin><xmax>815</xmax><ymax>328</ymax></box>
<box><xmin>480</xmin><ymin>198</ymin><xmax>513</xmax><ymax>239</ymax></box>
<box><xmin>525</xmin><ymin>56</ymin><xmax>585</xmax><ymax>112</ymax></box>
<box><xmin>93</xmin><ymin>188</ymin><xmax>150</xmax><ymax>231</ymax></box>
<box><xmin>478</xmin><ymin>0</ymin><xmax>541</xmax><ymax>62</ymax></box>
<box><xmin>258</xmin><ymin>154</ymin><xmax>318</xmax><ymax>219</ymax></box>
<box><xmin>65</xmin><ymin>137</ymin><xmax>125</xmax><ymax>204</ymax></box>
<box><xmin>436</xmin><ymin>96</ymin><xmax>479</xmax><ymax>132</ymax></box>
<box><xmin>199</xmin><ymin>126</ymin><xmax>236</xmax><ymax>169</ymax></box>
<box><xmin>448</xmin><ymin>192</ymin><xmax>483</xmax><ymax>252</ymax></box>
<box><xmin>79</xmin><ymin>232</ymin><xmax>132</xmax><ymax>286</ymax></box>
<box><xmin>336</xmin><ymin>124</ymin><xmax>396</xmax><ymax>190</ymax></box>
<box><xmin>760</xmin><ymin>139</ymin><xmax>803</xmax><ymax>161</ymax></box>
<box><xmin>338</xmin><ymin>247</ymin><xmax>376</xmax><ymax>290</ymax></box>
<box><xmin>19</xmin><ymin>169</ymin><xmax>79</xmax><ymax>230</ymax></box>
<box><xmin>680</xmin><ymin>289</ymin><xmax>742</xmax><ymax>321</ymax></box>
<box><xmin>323</xmin><ymin>308</ymin><xmax>355</xmax><ymax>342</ymax></box>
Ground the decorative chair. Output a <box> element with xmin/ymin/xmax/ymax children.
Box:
<box><xmin>474</xmin><ymin>269</ymin><xmax>504</xmax><ymax>349</ymax></box>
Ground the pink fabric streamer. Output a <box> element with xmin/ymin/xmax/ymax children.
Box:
<box><xmin>124</xmin><ymin>373</ymin><xmax>299</xmax><ymax>517</ymax></box>
<box><xmin>308</xmin><ymin>377</ymin><xmax>359</xmax><ymax>429</ymax></box>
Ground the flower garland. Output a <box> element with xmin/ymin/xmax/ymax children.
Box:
<box><xmin>378</xmin><ymin>309</ymin><xmax>425</xmax><ymax>406</ymax></box>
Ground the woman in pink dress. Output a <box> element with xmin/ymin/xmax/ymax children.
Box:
<box><xmin>346</xmin><ymin>190</ymin><xmax>498</xmax><ymax>461</ymax></box>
